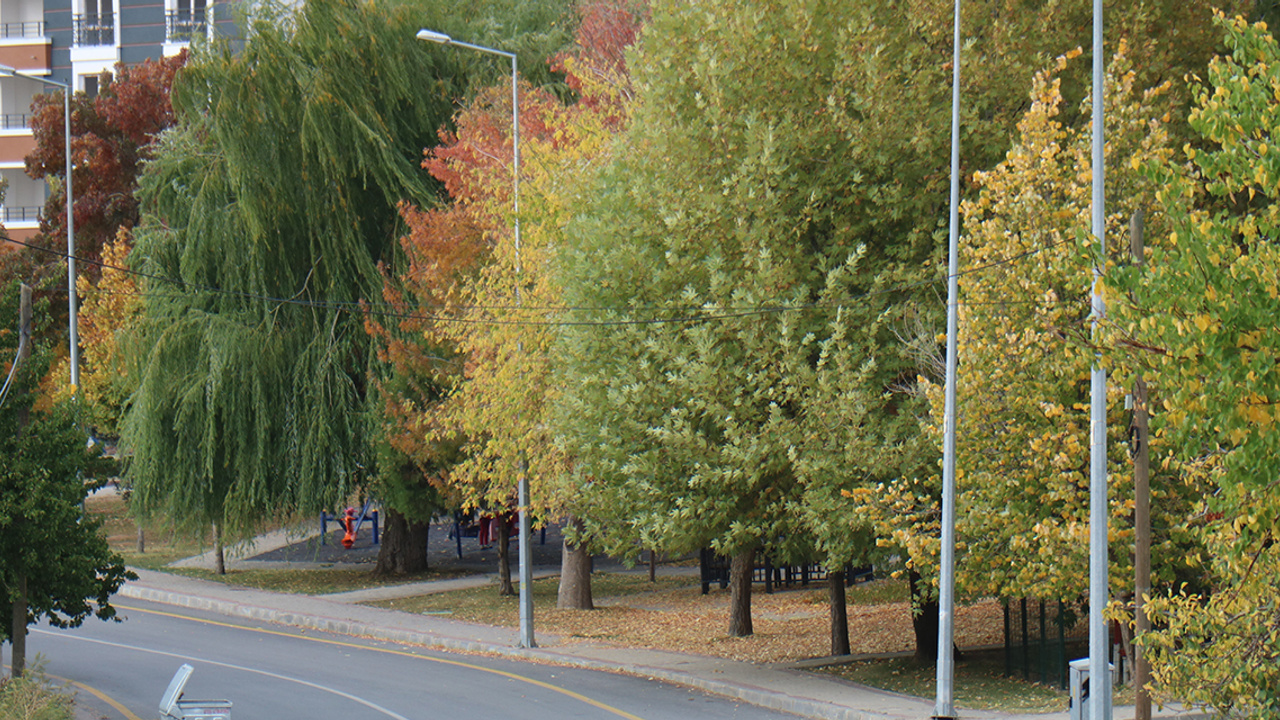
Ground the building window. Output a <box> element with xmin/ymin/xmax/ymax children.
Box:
<box><xmin>83</xmin><ymin>75</ymin><xmax>99</xmax><ymax>98</ymax></box>
<box><xmin>73</xmin><ymin>0</ymin><xmax>114</xmax><ymax>46</ymax></box>
<box><xmin>166</xmin><ymin>0</ymin><xmax>206</xmax><ymax>43</ymax></box>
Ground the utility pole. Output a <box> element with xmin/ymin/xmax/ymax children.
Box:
<box><xmin>10</xmin><ymin>283</ymin><xmax>33</xmax><ymax>679</ymax></box>
<box><xmin>1130</xmin><ymin>210</ymin><xmax>1152</xmax><ymax>720</ymax></box>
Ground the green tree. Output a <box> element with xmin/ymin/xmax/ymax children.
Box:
<box><xmin>121</xmin><ymin>0</ymin><xmax>469</xmax><ymax>570</ymax></box>
<box><xmin>0</xmin><ymin>282</ymin><xmax>132</xmax><ymax>679</ymax></box>
<box><xmin>1109</xmin><ymin>14</ymin><xmax>1280</xmax><ymax>715</ymax></box>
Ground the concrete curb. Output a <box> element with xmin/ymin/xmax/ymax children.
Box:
<box><xmin>117</xmin><ymin>582</ymin><xmax>919</xmax><ymax>720</ymax></box>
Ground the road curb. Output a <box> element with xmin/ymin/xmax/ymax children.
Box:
<box><xmin>117</xmin><ymin>583</ymin><xmax>901</xmax><ymax>720</ymax></box>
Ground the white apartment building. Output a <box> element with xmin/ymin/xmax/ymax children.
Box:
<box><xmin>0</xmin><ymin>0</ymin><xmax>231</xmax><ymax>245</ymax></box>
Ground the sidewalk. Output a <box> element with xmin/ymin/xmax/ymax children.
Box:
<box><xmin>116</xmin><ymin>567</ymin><xmax>1206</xmax><ymax>720</ymax></box>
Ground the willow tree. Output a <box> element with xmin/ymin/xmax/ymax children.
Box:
<box><xmin>121</xmin><ymin>0</ymin><xmax>467</xmax><ymax>570</ymax></box>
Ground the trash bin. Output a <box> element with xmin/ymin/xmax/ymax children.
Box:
<box><xmin>160</xmin><ymin>664</ymin><xmax>232</xmax><ymax>720</ymax></box>
<box><xmin>1068</xmin><ymin>658</ymin><xmax>1112</xmax><ymax>720</ymax></box>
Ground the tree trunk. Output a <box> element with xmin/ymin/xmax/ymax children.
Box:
<box><xmin>374</xmin><ymin>507</ymin><xmax>430</xmax><ymax>576</ymax></box>
<box><xmin>496</xmin><ymin>514</ymin><xmax>515</xmax><ymax>596</ymax></box>
<box><xmin>557</xmin><ymin>518</ymin><xmax>594</xmax><ymax>610</ymax></box>
<box><xmin>910</xmin><ymin>567</ymin><xmax>940</xmax><ymax>664</ymax></box>
<box><xmin>137</xmin><ymin>526</ymin><xmax>145</xmax><ymax>554</ymax></box>
<box><xmin>728</xmin><ymin>547</ymin><xmax>756</xmax><ymax>637</ymax></box>
<box><xmin>649</xmin><ymin>549</ymin><xmax>657</xmax><ymax>582</ymax></box>
<box><xmin>213</xmin><ymin>521</ymin><xmax>226</xmax><ymax>575</ymax></box>
<box><xmin>830</xmin><ymin>568</ymin><xmax>850</xmax><ymax>656</ymax></box>
<box><xmin>10</xmin><ymin>573</ymin><xmax>27</xmax><ymax>679</ymax></box>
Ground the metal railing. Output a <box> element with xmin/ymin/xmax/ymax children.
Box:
<box><xmin>1</xmin><ymin>206</ymin><xmax>43</xmax><ymax>224</ymax></box>
<box><xmin>0</xmin><ymin>113</ymin><xmax>30</xmax><ymax>130</ymax></box>
<box><xmin>165</xmin><ymin>9</ymin><xmax>206</xmax><ymax>42</ymax></box>
<box><xmin>73</xmin><ymin>13</ymin><xmax>114</xmax><ymax>47</ymax></box>
<box><xmin>0</xmin><ymin>21</ymin><xmax>44</xmax><ymax>39</ymax></box>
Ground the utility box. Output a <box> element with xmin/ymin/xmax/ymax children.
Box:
<box><xmin>1068</xmin><ymin>658</ymin><xmax>1112</xmax><ymax>720</ymax></box>
<box><xmin>160</xmin><ymin>664</ymin><xmax>232</xmax><ymax>720</ymax></box>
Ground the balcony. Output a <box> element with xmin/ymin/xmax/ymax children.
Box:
<box><xmin>0</xmin><ymin>21</ymin><xmax>44</xmax><ymax>39</ymax></box>
<box><xmin>0</xmin><ymin>113</ymin><xmax>29</xmax><ymax>130</ymax></box>
<box><xmin>165</xmin><ymin>9</ymin><xmax>206</xmax><ymax>43</ymax></box>
<box><xmin>73</xmin><ymin>13</ymin><xmax>114</xmax><ymax>47</ymax></box>
<box><xmin>1</xmin><ymin>206</ymin><xmax>43</xmax><ymax>224</ymax></box>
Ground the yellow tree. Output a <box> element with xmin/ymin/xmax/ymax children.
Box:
<box><xmin>1110</xmin><ymin>15</ymin><xmax>1280</xmax><ymax>715</ymax></box>
<box><xmin>862</xmin><ymin>48</ymin><xmax>1206</xmax><ymax>654</ymax></box>
<box><xmin>381</xmin><ymin>0</ymin><xmax>639</xmax><ymax>600</ymax></box>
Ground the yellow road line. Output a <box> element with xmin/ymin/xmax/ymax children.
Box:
<box><xmin>116</xmin><ymin>603</ymin><xmax>646</xmax><ymax>720</ymax></box>
<box><xmin>44</xmin><ymin>672</ymin><xmax>145</xmax><ymax>720</ymax></box>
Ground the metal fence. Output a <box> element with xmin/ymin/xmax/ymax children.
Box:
<box><xmin>1003</xmin><ymin>598</ymin><xmax>1088</xmax><ymax>689</ymax></box>
<box><xmin>73</xmin><ymin>13</ymin><xmax>114</xmax><ymax>46</ymax></box>
<box><xmin>1</xmin><ymin>206</ymin><xmax>43</xmax><ymax>224</ymax></box>
<box><xmin>0</xmin><ymin>114</ymin><xmax>30</xmax><ymax>130</ymax></box>
<box><xmin>165</xmin><ymin>9</ymin><xmax>206</xmax><ymax>42</ymax></box>
<box><xmin>0</xmin><ymin>21</ymin><xmax>44</xmax><ymax>39</ymax></box>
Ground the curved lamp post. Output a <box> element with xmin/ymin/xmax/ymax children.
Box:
<box><xmin>0</xmin><ymin>64</ymin><xmax>77</xmax><ymax>392</ymax></box>
<box><xmin>416</xmin><ymin>28</ymin><xmax>534</xmax><ymax>649</ymax></box>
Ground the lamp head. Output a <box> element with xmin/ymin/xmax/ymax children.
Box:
<box><xmin>0</xmin><ymin>64</ymin><xmax>14</xmax><ymax>77</ymax></box>
<box><xmin>416</xmin><ymin>29</ymin><xmax>452</xmax><ymax>44</ymax></box>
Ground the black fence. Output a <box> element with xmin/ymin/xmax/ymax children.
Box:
<box><xmin>73</xmin><ymin>13</ymin><xmax>114</xmax><ymax>47</ymax></box>
<box><xmin>699</xmin><ymin>549</ymin><xmax>873</xmax><ymax>594</ymax></box>
<box><xmin>1003</xmin><ymin>598</ymin><xmax>1089</xmax><ymax>689</ymax></box>
<box><xmin>165</xmin><ymin>10</ymin><xmax>206</xmax><ymax>42</ymax></box>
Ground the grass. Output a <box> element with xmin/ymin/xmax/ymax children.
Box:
<box><xmin>821</xmin><ymin>651</ymin><xmax>1065</xmax><ymax>712</ymax></box>
<box><xmin>164</xmin><ymin>565</ymin><xmax>469</xmax><ymax>595</ymax></box>
<box><xmin>0</xmin><ymin>668</ymin><xmax>75</xmax><ymax>720</ymax></box>
<box><xmin>821</xmin><ymin>649</ymin><xmax>1137</xmax><ymax>713</ymax></box>
<box><xmin>371</xmin><ymin>572</ymin><xmax>695</xmax><ymax>622</ymax></box>
<box><xmin>87</xmin><ymin>489</ymin><xmax>216</xmax><ymax>570</ymax></box>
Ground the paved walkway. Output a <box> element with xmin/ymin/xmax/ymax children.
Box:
<box><xmin>117</xmin><ymin>562</ymin><xmax>1207</xmax><ymax>720</ymax></box>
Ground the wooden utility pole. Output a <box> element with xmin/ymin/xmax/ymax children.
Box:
<box><xmin>1130</xmin><ymin>211</ymin><xmax>1152</xmax><ymax>720</ymax></box>
<box><xmin>10</xmin><ymin>283</ymin><xmax>33</xmax><ymax>679</ymax></box>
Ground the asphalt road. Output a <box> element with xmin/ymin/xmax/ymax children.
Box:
<box><xmin>29</xmin><ymin>598</ymin><xmax>799</xmax><ymax>720</ymax></box>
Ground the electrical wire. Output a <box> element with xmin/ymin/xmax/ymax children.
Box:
<box><xmin>0</xmin><ymin>231</ymin><xmax>1081</xmax><ymax>328</ymax></box>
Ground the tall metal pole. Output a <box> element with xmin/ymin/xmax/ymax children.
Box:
<box><xmin>64</xmin><ymin>85</ymin><xmax>78</xmax><ymax>391</ymax></box>
<box><xmin>1</xmin><ymin>66</ymin><xmax>77</xmax><ymax>391</ymax></box>
<box><xmin>1088</xmin><ymin>0</ymin><xmax>1112</xmax><ymax>716</ymax></box>
<box><xmin>416</xmin><ymin>30</ymin><xmax>533</xmax><ymax>648</ymax></box>
<box><xmin>934</xmin><ymin>0</ymin><xmax>962</xmax><ymax>716</ymax></box>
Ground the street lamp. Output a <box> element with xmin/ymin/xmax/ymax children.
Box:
<box><xmin>416</xmin><ymin>28</ymin><xmax>534</xmax><ymax>649</ymax></box>
<box><xmin>0</xmin><ymin>64</ymin><xmax>77</xmax><ymax>392</ymax></box>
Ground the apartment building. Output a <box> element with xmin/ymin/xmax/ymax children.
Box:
<box><xmin>0</xmin><ymin>0</ymin><xmax>232</xmax><ymax>245</ymax></box>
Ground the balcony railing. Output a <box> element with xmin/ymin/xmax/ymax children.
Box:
<box><xmin>73</xmin><ymin>13</ymin><xmax>114</xmax><ymax>46</ymax></box>
<box><xmin>0</xmin><ymin>21</ymin><xmax>44</xmax><ymax>39</ymax></box>
<box><xmin>165</xmin><ymin>9</ymin><xmax>206</xmax><ymax>43</ymax></box>
<box><xmin>1</xmin><ymin>206</ymin><xmax>43</xmax><ymax>224</ymax></box>
<box><xmin>0</xmin><ymin>113</ymin><xmax>30</xmax><ymax>130</ymax></box>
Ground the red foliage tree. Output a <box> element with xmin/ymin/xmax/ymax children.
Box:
<box><xmin>25</xmin><ymin>51</ymin><xmax>186</xmax><ymax>279</ymax></box>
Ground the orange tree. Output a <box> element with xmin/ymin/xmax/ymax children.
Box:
<box><xmin>371</xmin><ymin>0</ymin><xmax>641</xmax><ymax>593</ymax></box>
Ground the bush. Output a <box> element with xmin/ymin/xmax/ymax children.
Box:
<box><xmin>0</xmin><ymin>668</ymin><xmax>75</xmax><ymax>720</ymax></box>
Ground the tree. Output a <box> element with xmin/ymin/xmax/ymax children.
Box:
<box><xmin>121</xmin><ymin>0</ymin><xmax>469</xmax><ymax>571</ymax></box>
<box><xmin>373</xmin><ymin>0</ymin><xmax>642</xmax><ymax>594</ymax></box>
<box><xmin>0</xmin><ymin>281</ymin><xmax>133</xmax><ymax>679</ymax></box>
<box><xmin>897</xmin><ymin>46</ymin><xmax>1214</xmax><ymax>666</ymax></box>
<box><xmin>556</xmin><ymin>0</ymin><xmax>926</xmax><ymax>638</ymax></box>
<box><xmin>1109</xmin><ymin>15</ymin><xmax>1280</xmax><ymax>716</ymax></box>
<box><xmin>25</xmin><ymin>52</ymin><xmax>186</xmax><ymax>283</ymax></box>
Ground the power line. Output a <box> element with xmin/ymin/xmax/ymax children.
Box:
<box><xmin>1</xmin><ymin>232</ymin><xmax>1083</xmax><ymax>328</ymax></box>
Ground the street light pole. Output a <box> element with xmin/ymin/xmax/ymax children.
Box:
<box><xmin>416</xmin><ymin>29</ymin><xmax>534</xmax><ymax>649</ymax></box>
<box><xmin>0</xmin><ymin>65</ymin><xmax>77</xmax><ymax>392</ymax></box>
